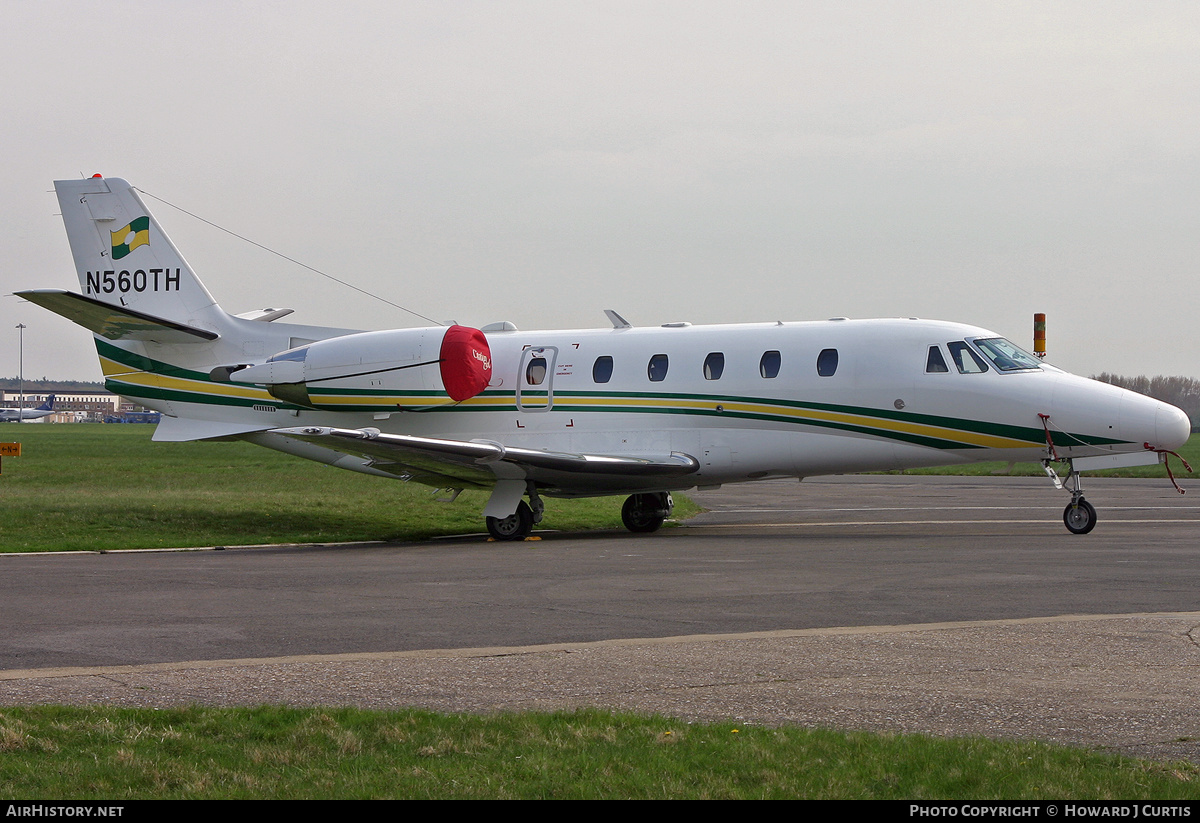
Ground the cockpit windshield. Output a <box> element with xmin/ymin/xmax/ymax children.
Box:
<box><xmin>971</xmin><ymin>338</ymin><xmax>1043</xmax><ymax>371</ymax></box>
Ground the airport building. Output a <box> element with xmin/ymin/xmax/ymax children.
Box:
<box><xmin>0</xmin><ymin>390</ymin><xmax>151</xmax><ymax>422</ymax></box>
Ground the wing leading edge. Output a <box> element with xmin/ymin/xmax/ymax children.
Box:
<box><xmin>271</xmin><ymin>426</ymin><xmax>700</xmax><ymax>495</ymax></box>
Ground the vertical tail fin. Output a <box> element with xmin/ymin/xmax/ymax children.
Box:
<box><xmin>29</xmin><ymin>176</ymin><xmax>363</xmax><ymax>439</ymax></box>
<box><xmin>54</xmin><ymin>176</ymin><xmax>228</xmax><ymax>331</ymax></box>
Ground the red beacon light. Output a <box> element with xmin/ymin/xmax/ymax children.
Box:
<box><xmin>1033</xmin><ymin>312</ymin><xmax>1046</xmax><ymax>358</ymax></box>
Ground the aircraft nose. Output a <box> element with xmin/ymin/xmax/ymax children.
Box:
<box><xmin>1156</xmin><ymin>403</ymin><xmax>1191</xmax><ymax>451</ymax></box>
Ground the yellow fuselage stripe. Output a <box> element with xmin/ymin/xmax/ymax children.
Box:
<box><xmin>102</xmin><ymin>361</ymin><xmax>1033</xmax><ymax>450</ymax></box>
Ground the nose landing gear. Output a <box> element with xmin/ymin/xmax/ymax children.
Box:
<box><xmin>1044</xmin><ymin>456</ymin><xmax>1101</xmax><ymax>535</ymax></box>
<box><xmin>1044</xmin><ymin>458</ymin><xmax>1098</xmax><ymax>535</ymax></box>
<box><xmin>1063</xmin><ymin>496</ymin><xmax>1097</xmax><ymax>535</ymax></box>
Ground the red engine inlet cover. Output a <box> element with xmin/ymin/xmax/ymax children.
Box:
<box><xmin>439</xmin><ymin>325</ymin><xmax>492</xmax><ymax>402</ymax></box>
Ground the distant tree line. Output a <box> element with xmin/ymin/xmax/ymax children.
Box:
<box><xmin>1092</xmin><ymin>373</ymin><xmax>1200</xmax><ymax>431</ymax></box>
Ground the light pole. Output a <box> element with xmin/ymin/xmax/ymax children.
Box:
<box><xmin>15</xmin><ymin>324</ymin><xmax>25</xmax><ymax>423</ymax></box>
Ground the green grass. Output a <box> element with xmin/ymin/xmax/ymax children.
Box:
<box><xmin>0</xmin><ymin>706</ymin><xmax>1197</xmax><ymax>799</ymax></box>
<box><xmin>0</xmin><ymin>424</ymin><xmax>700</xmax><ymax>552</ymax></box>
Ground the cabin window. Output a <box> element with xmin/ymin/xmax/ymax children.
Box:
<box><xmin>947</xmin><ymin>341</ymin><xmax>989</xmax><ymax>374</ymax></box>
<box><xmin>972</xmin><ymin>338</ymin><xmax>1042</xmax><ymax>372</ymax></box>
<box><xmin>525</xmin><ymin>357</ymin><xmax>548</xmax><ymax>385</ymax></box>
<box><xmin>648</xmin><ymin>354</ymin><xmax>669</xmax><ymax>382</ymax></box>
<box><xmin>592</xmin><ymin>356</ymin><xmax>614</xmax><ymax>383</ymax></box>
<box><xmin>817</xmin><ymin>348</ymin><xmax>838</xmax><ymax>377</ymax></box>
<box><xmin>759</xmin><ymin>350</ymin><xmax>781</xmax><ymax>379</ymax></box>
<box><xmin>926</xmin><ymin>345</ymin><xmax>949</xmax><ymax>373</ymax></box>
<box><xmin>703</xmin><ymin>352</ymin><xmax>724</xmax><ymax>380</ymax></box>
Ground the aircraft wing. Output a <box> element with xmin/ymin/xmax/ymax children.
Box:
<box><xmin>271</xmin><ymin>426</ymin><xmax>699</xmax><ymax>493</ymax></box>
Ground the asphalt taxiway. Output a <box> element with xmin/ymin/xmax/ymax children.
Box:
<box><xmin>3</xmin><ymin>475</ymin><xmax>1199</xmax><ymax>760</ymax></box>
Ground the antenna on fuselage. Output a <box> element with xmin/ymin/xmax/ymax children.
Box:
<box><xmin>605</xmin><ymin>310</ymin><xmax>632</xmax><ymax>329</ymax></box>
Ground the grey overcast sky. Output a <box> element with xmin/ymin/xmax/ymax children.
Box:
<box><xmin>3</xmin><ymin>1</ymin><xmax>1198</xmax><ymax>382</ymax></box>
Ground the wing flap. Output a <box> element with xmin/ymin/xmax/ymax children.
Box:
<box><xmin>153</xmin><ymin>415</ymin><xmax>275</xmax><ymax>442</ymax></box>
<box><xmin>271</xmin><ymin>426</ymin><xmax>699</xmax><ymax>491</ymax></box>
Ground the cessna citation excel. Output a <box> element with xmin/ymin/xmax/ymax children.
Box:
<box><xmin>18</xmin><ymin>176</ymin><xmax>1192</xmax><ymax>539</ymax></box>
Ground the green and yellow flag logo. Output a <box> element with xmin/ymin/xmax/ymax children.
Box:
<box><xmin>110</xmin><ymin>216</ymin><xmax>150</xmax><ymax>260</ymax></box>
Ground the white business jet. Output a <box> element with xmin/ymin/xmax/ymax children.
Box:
<box><xmin>18</xmin><ymin>176</ymin><xmax>1191</xmax><ymax>539</ymax></box>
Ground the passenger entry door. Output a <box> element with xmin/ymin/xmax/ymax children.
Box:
<box><xmin>516</xmin><ymin>346</ymin><xmax>558</xmax><ymax>412</ymax></box>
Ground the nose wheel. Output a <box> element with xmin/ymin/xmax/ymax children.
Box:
<box><xmin>1046</xmin><ymin>458</ymin><xmax>1099</xmax><ymax>535</ymax></box>
<box><xmin>1063</xmin><ymin>497</ymin><xmax>1097</xmax><ymax>535</ymax></box>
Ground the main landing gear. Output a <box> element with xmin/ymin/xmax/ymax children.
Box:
<box><xmin>621</xmin><ymin>492</ymin><xmax>674</xmax><ymax>533</ymax></box>
<box><xmin>485</xmin><ymin>500</ymin><xmax>536</xmax><ymax>541</ymax></box>
<box><xmin>1044</xmin><ymin>459</ymin><xmax>1098</xmax><ymax>535</ymax></box>
<box><xmin>485</xmin><ymin>489</ymin><xmax>675</xmax><ymax>540</ymax></box>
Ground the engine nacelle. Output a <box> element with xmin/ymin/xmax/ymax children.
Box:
<box><xmin>227</xmin><ymin>325</ymin><xmax>492</xmax><ymax>411</ymax></box>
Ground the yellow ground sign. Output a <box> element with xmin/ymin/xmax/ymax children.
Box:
<box><xmin>0</xmin><ymin>442</ymin><xmax>20</xmax><ymax>457</ymax></box>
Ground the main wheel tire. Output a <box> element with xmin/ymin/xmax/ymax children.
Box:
<box><xmin>621</xmin><ymin>492</ymin><xmax>671</xmax><ymax>533</ymax></box>
<box><xmin>1063</xmin><ymin>498</ymin><xmax>1097</xmax><ymax>535</ymax></box>
<box><xmin>486</xmin><ymin>500</ymin><xmax>535</xmax><ymax>541</ymax></box>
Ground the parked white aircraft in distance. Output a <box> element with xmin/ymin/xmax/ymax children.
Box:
<box><xmin>0</xmin><ymin>395</ymin><xmax>55</xmax><ymax>422</ymax></box>
<box><xmin>18</xmin><ymin>176</ymin><xmax>1192</xmax><ymax>538</ymax></box>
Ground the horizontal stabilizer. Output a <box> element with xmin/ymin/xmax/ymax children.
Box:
<box><xmin>16</xmin><ymin>289</ymin><xmax>219</xmax><ymax>343</ymax></box>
